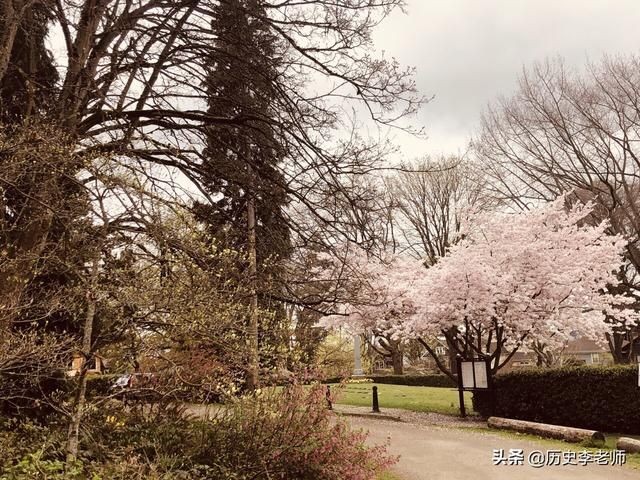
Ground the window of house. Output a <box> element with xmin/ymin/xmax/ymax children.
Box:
<box><xmin>591</xmin><ymin>353</ymin><xmax>600</xmax><ymax>363</ymax></box>
<box><xmin>435</xmin><ymin>346</ymin><xmax>446</xmax><ymax>356</ymax></box>
<box><xmin>87</xmin><ymin>356</ymin><xmax>97</xmax><ymax>370</ymax></box>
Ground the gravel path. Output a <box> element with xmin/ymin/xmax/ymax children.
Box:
<box><xmin>332</xmin><ymin>404</ymin><xmax>487</xmax><ymax>429</ymax></box>
<box><xmin>184</xmin><ymin>402</ymin><xmax>487</xmax><ymax>429</ymax></box>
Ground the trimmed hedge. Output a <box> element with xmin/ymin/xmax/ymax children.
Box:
<box><xmin>473</xmin><ymin>365</ymin><xmax>640</xmax><ymax>434</ymax></box>
<box><xmin>324</xmin><ymin>374</ymin><xmax>456</xmax><ymax>388</ymax></box>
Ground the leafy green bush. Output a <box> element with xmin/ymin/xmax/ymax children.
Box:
<box><xmin>0</xmin><ymin>417</ymin><xmax>75</xmax><ymax>480</ymax></box>
<box><xmin>1</xmin><ymin>454</ymin><xmax>83</xmax><ymax>480</ymax></box>
<box><xmin>473</xmin><ymin>365</ymin><xmax>640</xmax><ymax>434</ymax></box>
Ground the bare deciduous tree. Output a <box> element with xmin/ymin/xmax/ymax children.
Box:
<box><xmin>391</xmin><ymin>156</ymin><xmax>490</xmax><ymax>263</ymax></box>
<box><xmin>474</xmin><ymin>56</ymin><xmax>640</xmax><ymax>363</ymax></box>
<box><xmin>1</xmin><ymin>0</ymin><xmax>423</xmax><ymax>330</ymax></box>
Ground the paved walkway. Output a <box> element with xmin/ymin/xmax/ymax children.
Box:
<box><xmin>344</xmin><ymin>414</ymin><xmax>639</xmax><ymax>480</ymax></box>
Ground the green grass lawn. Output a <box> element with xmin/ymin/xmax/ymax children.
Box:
<box><xmin>330</xmin><ymin>383</ymin><xmax>473</xmax><ymax>415</ymax></box>
<box><xmin>377</xmin><ymin>470</ymin><xmax>403</xmax><ymax>480</ymax></box>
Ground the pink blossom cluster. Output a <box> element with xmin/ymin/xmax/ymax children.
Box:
<box><xmin>319</xmin><ymin>247</ymin><xmax>423</xmax><ymax>338</ymax></box>
<box><xmin>321</xmin><ymin>197</ymin><xmax>636</xmax><ymax>353</ymax></box>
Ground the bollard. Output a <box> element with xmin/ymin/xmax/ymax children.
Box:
<box><xmin>372</xmin><ymin>385</ymin><xmax>380</xmax><ymax>413</ymax></box>
<box><xmin>326</xmin><ymin>385</ymin><xmax>332</xmax><ymax>410</ymax></box>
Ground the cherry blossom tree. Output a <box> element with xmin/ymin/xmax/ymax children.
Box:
<box><xmin>322</xmin><ymin>197</ymin><xmax>635</xmax><ymax>380</ymax></box>
<box><xmin>318</xmin><ymin>245</ymin><xmax>425</xmax><ymax>374</ymax></box>
<box><xmin>474</xmin><ymin>56</ymin><xmax>640</xmax><ymax>363</ymax></box>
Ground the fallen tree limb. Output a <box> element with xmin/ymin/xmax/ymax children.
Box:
<box><xmin>616</xmin><ymin>437</ymin><xmax>640</xmax><ymax>453</ymax></box>
<box><xmin>487</xmin><ymin>417</ymin><xmax>605</xmax><ymax>446</ymax></box>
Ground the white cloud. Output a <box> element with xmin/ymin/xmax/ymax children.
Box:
<box><xmin>373</xmin><ymin>0</ymin><xmax>640</xmax><ymax>159</ymax></box>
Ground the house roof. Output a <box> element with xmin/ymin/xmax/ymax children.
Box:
<box><xmin>564</xmin><ymin>337</ymin><xmax>608</xmax><ymax>354</ymax></box>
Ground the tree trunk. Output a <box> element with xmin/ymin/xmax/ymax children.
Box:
<box><xmin>617</xmin><ymin>437</ymin><xmax>640</xmax><ymax>454</ymax></box>
<box><xmin>0</xmin><ymin>1</ymin><xmax>22</xmax><ymax>83</ymax></box>
<box><xmin>58</xmin><ymin>0</ymin><xmax>110</xmax><ymax>128</ymax></box>
<box><xmin>606</xmin><ymin>331</ymin><xmax>635</xmax><ymax>364</ymax></box>
<box><xmin>488</xmin><ymin>417</ymin><xmax>605</xmax><ymax>446</ymax></box>
<box><xmin>66</xmin><ymin>254</ymin><xmax>99</xmax><ymax>463</ymax></box>
<box><xmin>65</xmin><ymin>369</ymin><xmax>89</xmax><ymax>464</ymax></box>
<box><xmin>246</xmin><ymin>192</ymin><xmax>259</xmax><ymax>390</ymax></box>
<box><xmin>445</xmin><ymin>333</ymin><xmax>459</xmax><ymax>375</ymax></box>
<box><xmin>391</xmin><ymin>349</ymin><xmax>403</xmax><ymax>375</ymax></box>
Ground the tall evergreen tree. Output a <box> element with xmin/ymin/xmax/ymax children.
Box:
<box><xmin>195</xmin><ymin>0</ymin><xmax>291</xmax><ymax>388</ymax></box>
<box><xmin>0</xmin><ymin>3</ymin><xmax>58</xmax><ymax>123</ymax></box>
<box><xmin>0</xmin><ymin>5</ymin><xmax>87</xmax><ymax>339</ymax></box>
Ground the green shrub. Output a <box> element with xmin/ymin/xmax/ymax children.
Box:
<box><xmin>0</xmin><ymin>416</ymin><xmax>68</xmax><ymax>478</ymax></box>
<box><xmin>473</xmin><ymin>365</ymin><xmax>640</xmax><ymax>434</ymax></box>
<box><xmin>1</xmin><ymin>454</ymin><xmax>83</xmax><ymax>480</ymax></box>
<box><xmin>84</xmin><ymin>387</ymin><xmax>398</xmax><ymax>479</ymax></box>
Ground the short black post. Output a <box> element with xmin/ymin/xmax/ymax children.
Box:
<box><xmin>456</xmin><ymin>355</ymin><xmax>466</xmax><ymax>418</ymax></box>
<box><xmin>326</xmin><ymin>385</ymin><xmax>332</xmax><ymax>410</ymax></box>
<box><xmin>372</xmin><ymin>385</ymin><xmax>380</xmax><ymax>413</ymax></box>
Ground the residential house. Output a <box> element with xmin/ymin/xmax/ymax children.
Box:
<box><xmin>67</xmin><ymin>352</ymin><xmax>105</xmax><ymax>377</ymax></box>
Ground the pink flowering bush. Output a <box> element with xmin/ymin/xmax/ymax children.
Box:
<box><xmin>3</xmin><ymin>384</ymin><xmax>395</xmax><ymax>479</ymax></box>
<box><xmin>189</xmin><ymin>383</ymin><xmax>397</xmax><ymax>479</ymax></box>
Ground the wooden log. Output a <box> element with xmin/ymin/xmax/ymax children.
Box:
<box><xmin>616</xmin><ymin>437</ymin><xmax>640</xmax><ymax>454</ymax></box>
<box><xmin>487</xmin><ymin>417</ymin><xmax>605</xmax><ymax>446</ymax></box>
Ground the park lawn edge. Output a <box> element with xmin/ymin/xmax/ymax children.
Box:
<box><xmin>377</xmin><ymin>470</ymin><xmax>404</xmax><ymax>480</ymax></box>
<box><xmin>328</xmin><ymin>383</ymin><xmax>474</xmax><ymax>415</ymax></box>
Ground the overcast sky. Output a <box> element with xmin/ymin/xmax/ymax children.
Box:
<box><xmin>373</xmin><ymin>0</ymin><xmax>640</xmax><ymax>162</ymax></box>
